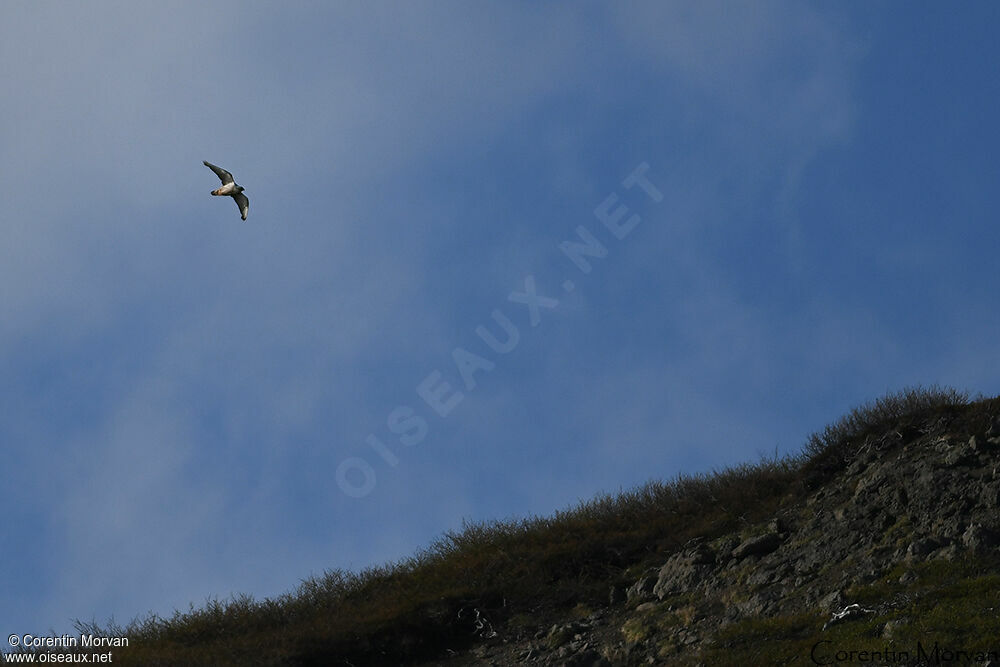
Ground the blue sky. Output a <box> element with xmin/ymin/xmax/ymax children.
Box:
<box><xmin>2</xmin><ymin>1</ymin><xmax>999</xmax><ymax>638</ymax></box>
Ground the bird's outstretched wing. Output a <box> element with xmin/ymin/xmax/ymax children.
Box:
<box><xmin>233</xmin><ymin>192</ymin><xmax>249</xmax><ymax>220</ymax></box>
<box><xmin>203</xmin><ymin>160</ymin><xmax>235</xmax><ymax>185</ymax></box>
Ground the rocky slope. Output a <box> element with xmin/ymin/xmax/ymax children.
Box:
<box><xmin>426</xmin><ymin>406</ymin><xmax>1000</xmax><ymax>665</ymax></box>
<box><xmin>39</xmin><ymin>392</ymin><xmax>998</xmax><ymax>666</ymax></box>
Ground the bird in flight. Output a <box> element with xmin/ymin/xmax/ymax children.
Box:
<box><xmin>203</xmin><ymin>161</ymin><xmax>249</xmax><ymax>220</ymax></box>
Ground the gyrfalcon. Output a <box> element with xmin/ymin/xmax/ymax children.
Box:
<box><xmin>203</xmin><ymin>160</ymin><xmax>249</xmax><ymax>221</ymax></box>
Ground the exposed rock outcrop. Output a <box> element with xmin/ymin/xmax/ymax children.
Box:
<box><xmin>432</xmin><ymin>407</ymin><xmax>1000</xmax><ymax>666</ymax></box>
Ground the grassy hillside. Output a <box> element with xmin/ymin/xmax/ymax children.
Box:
<box><xmin>8</xmin><ymin>385</ymin><xmax>998</xmax><ymax>666</ymax></box>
